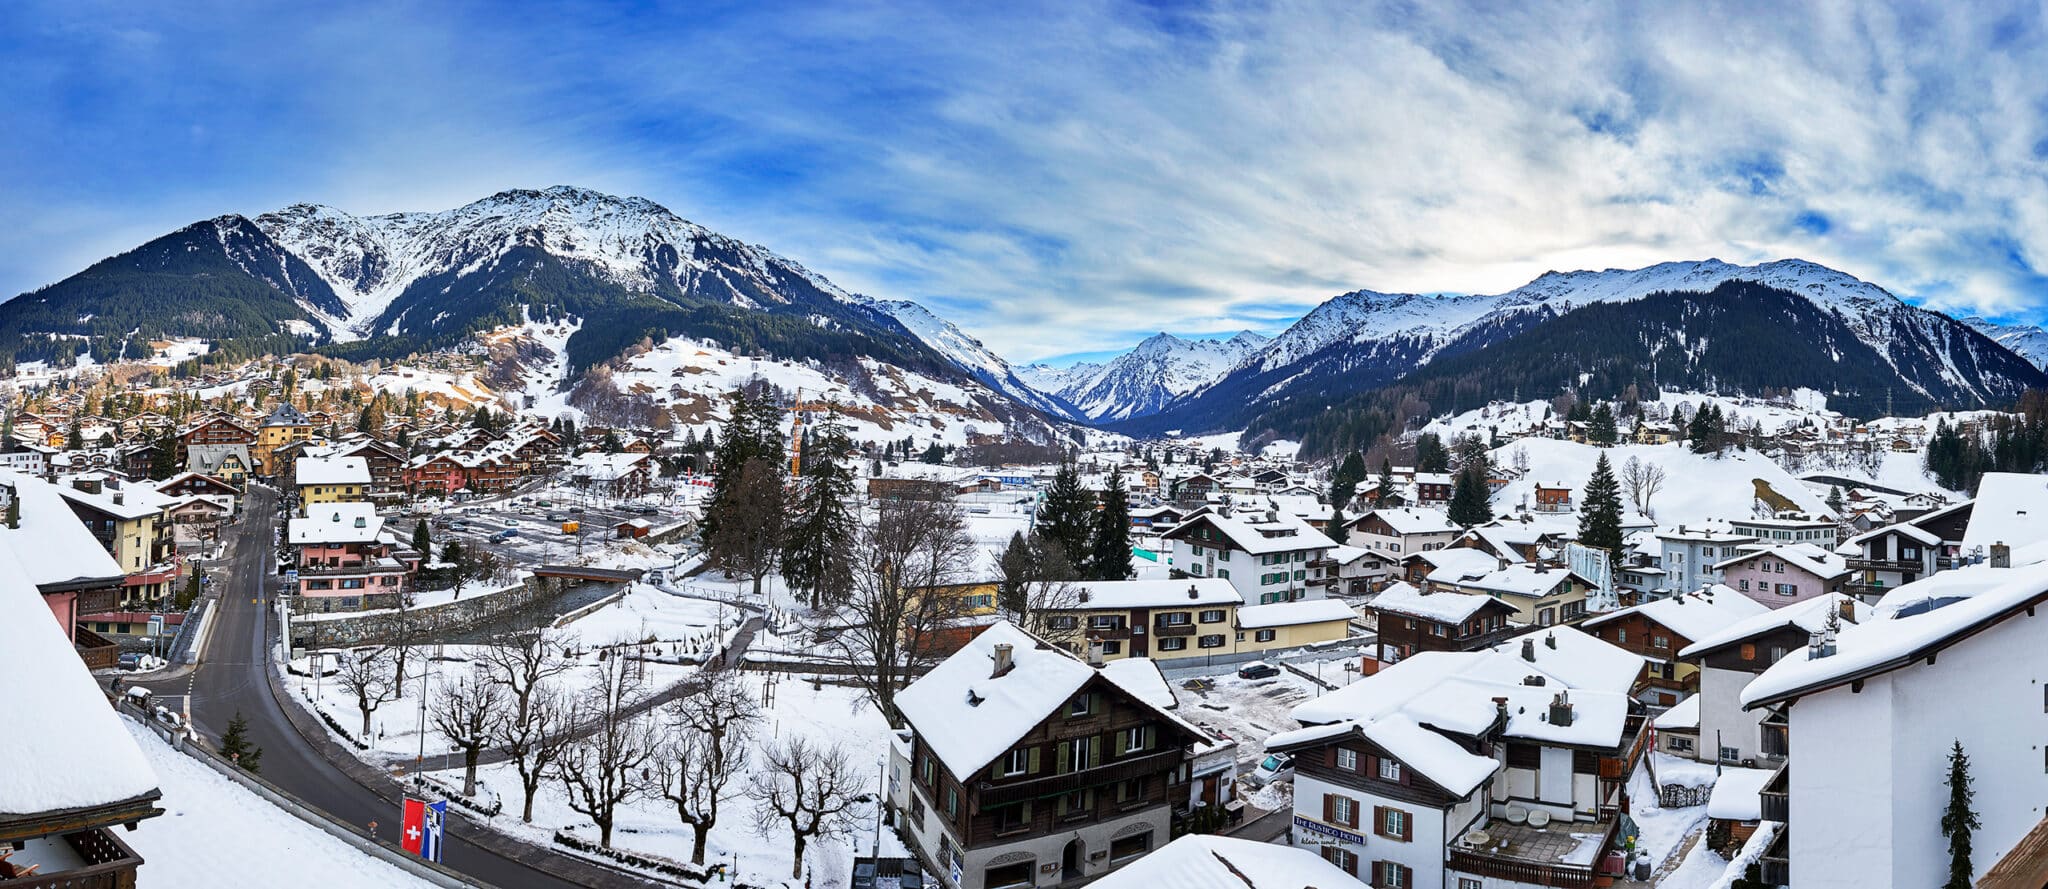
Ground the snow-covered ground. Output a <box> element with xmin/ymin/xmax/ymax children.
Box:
<box><xmin>122</xmin><ymin>719</ymin><xmax>442</xmax><ymax>888</ymax></box>
<box><xmin>1490</xmin><ymin>438</ymin><xmax>1833</xmax><ymax>526</ymax></box>
<box><xmin>439</xmin><ymin>673</ymin><xmax>890</xmax><ymax>888</ymax></box>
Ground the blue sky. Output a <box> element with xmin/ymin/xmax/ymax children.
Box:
<box><xmin>4</xmin><ymin>1</ymin><xmax>2047</xmax><ymax>365</ymax></box>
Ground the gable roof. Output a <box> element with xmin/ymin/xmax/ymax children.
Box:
<box><xmin>1089</xmin><ymin>835</ymin><xmax>1361</xmax><ymax>889</ymax></box>
<box><xmin>295</xmin><ymin>455</ymin><xmax>370</xmax><ymax>487</ymax></box>
<box><xmin>1711</xmin><ymin>544</ymin><xmax>1848</xmax><ymax>580</ymax></box>
<box><xmin>1358</xmin><ymin>506</ymin><xmax>1460</xmax><ymax>536</ymax></box>
<box><xmin>1072</xmin><ymin>578</ymin><xmax>1241</xmax><ymax>609</ymax></box>
<box><xmin>1163</xmin><ymin>508</ymin><xmax>1336</xmax><ymax>555</ymax></box>
<box><xmin>1367</xmin><ymin>581</ymin><xmax>1514</xmax><ymax>625</ymax></box>
<box><xmin>1581</xmin><ymin>585</ymin><xmax>1770</xmax><ymax>642</ymax></box>
<box><xmin>1677</xmin><ymin>593</ymin><xmax>1859</xmax><ymax>659</ymax></box>
<box><xmin>1962</xmin><ymin>473</ymin><xmax>2048</xmax><ymax>553</ymax></box>
<box><xmin>288</xmin><ymin>502</ymin><xmax>385</xmax><ymax>545</ymax></box>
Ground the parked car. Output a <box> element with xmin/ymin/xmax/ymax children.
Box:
<box><xmin>1237</xmin><ymin>661</ymin><xmax>1281</xmax><ymax>680</ymax></box>
<box><xmin>496</xmin><ymin>529</ymin><xmax>518</xmax><ymax>541</ymax></box>
<box><xmin>117</xmin><ymin>652</ymin><xmax>145</xmax><ymax>670</ymax></box>
<box><xmin>1247</xmin><ymin>752</ymin><xmax>1294</xmax><ymax>788</ymax></box>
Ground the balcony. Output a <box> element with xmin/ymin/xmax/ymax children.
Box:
<box><xmin>1843</xmin><ymin>556</ymin><xmax>1925</xmax><ymax>572</ymax></box>
<box><xmin>2</xmin><ymin>827</ymin><xmax>145</xmax><ymax>888</ymax></box>
<box><xmin>1153</xmin><ymin>622</ymin><xmax>1196</xmax><ymax>637</ymax></box>
<box><xmin>1448</xmin><ymin>816</ymin><xmax>1616</xmax><ymax>889</ymax></box>
<box><xmin>975</xmin><ymin>748</ymin><xmax>1183</xmax><ymax>808</ymax></box>
<box><xmin>75</xmin><ymin>626</ymin><xmax>121</xmax><ymax>670</ymax></box>
<box><xmin>1306</xmin><ymin>557</ymin><xmax>1337</xmax><ymax>570</ymax></box>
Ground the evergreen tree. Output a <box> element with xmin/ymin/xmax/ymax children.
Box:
<box><xmin>1588</xmin><ymin>402</ymin><xmax>1617</xmax><ymax>446</ymax></box>
<box><xmin>1447</xmin><ymin>465</ymin><xmax>1491</xmax><ymax>527</ymax></box>
<box><xmin>1942</xmin><ymin>740</ymin><xmax>1979</xmax><ymax>889</ymax></box>
<box><xmin>601</xmin><ymin>430</ymin><xmax>624</xmax><ymax>454</ymax></box>
<box><xmin>1086</xmin><ymin>471</ymin><xmax>1133</xmax><ymax>581</ymax></box>
<box><xmin>1579</xmin><ymin>454</ymin><xmax>1625</xmax><ymax>560</ymax></box>
<box><xmin>413</xmin><ymin>518</ymin><xmax>432</xmax><ymax>556</ymax></box>
<box><xmin>1037</xmin><ymin>463</ymin><xmax>1095</xmax><ymax>570</ymax></box>
<box><xmin>219</xmin><ymin>710</ymin><xmax>263</xmax><ymax>773</ymax></box>
<box><xmin>996</xmin><ymin>531</ymin><xmax>1035</xmax><ymax>615</ymax></box>
<box><xmin>780</xmin><ymin>414</ymin><xmax>857</xmax><ymax>607</ymax></box>
<box><xmin>1327</xmin><ymin>504</ymin><xmax>1349</xmax><ymax>545</ymax></box>
<box><xmin>1374</xmin><ymin>458</ymin><xmax>1395</xmax><ymax>507</ymax></box>
<box><xmin>1414</xmin><ymin>433</ymin><xmax>1450</xmax><ymax>474</ymax></box>
<box><xmin>1826</xmin><ymin>485</ymin><xmax>1845</xmax><ymax>513</ymax></box>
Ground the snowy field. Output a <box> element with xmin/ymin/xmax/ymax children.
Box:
<box><xmin>121</xmin><ymin>719</ymin><xmax>441</xmax><ymax>888</ymax></box>
<box><xmin>439</xmin><ymin>672</ymin><xmax>891</xmax><ymax>888</ymax></box>
<box><xmin>1490</xmin><ymin>438</ymin><xmax>1833</xmax><ymax>526</ymax></box>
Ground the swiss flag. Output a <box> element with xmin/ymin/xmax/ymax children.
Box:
<box><xmin>401</xmin><ymin>798</ymin><xmax>428</xmax><ymax>857</ymax></box>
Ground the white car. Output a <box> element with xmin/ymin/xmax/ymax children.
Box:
<box><xmin>1247</xmin><ymin>752</ymin><xmax>1294</xmax><ymax>788</ymax></box>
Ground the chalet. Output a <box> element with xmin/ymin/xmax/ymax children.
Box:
<box><xmin>0</xmin><ymin>555</ymin><xmax>163</xmax><ymax>886</ymax></box>
<box><xmin>1712</xmin><ymin>545</ymin><xmax>1848</xmax><ymax>608</ymax></box>
<box><xmin>889</xmin><ymin>623</ymin><xmax>1210</xmax><ymax>889</ymax></box>
<box><xmin>175</xmin><ymin>414</ymin><xmax>256</xmax><ymax>466</ymax></box>
<box><xmin>1412</xmin><ymin>472</ymin><xmax>1454</xmax><ymax>506</ymax></box>
<box><xmin>57</xmin><ymin>476</ymin><xmax>177</xmax><ymax>607</ymax></box>
<box><xmin>330</xmin><ymin>439</ymin><xmax>409</xmax><ymax>503</ymax></box>
<box><xmin>1362</xmin><ymin>581</ymin><xmax>1521</xmax><ymax>667</ymax></box>
<box><xmin>295</xmin><ymin>455</ymin><xmax>370</xmax><ymax>509</ymax></box>
<box><xmin>1349</xmin><ymin>507</ymin><xmax>1459</xmax><ymax>558</ymax></box>
<box><xmin>288</xmin><ymin>502</ymin><xmax>410</xmax><ymax>612</ymax></box>
<box><xmin>252</xmin><ymin>403</ymin><xmax>312</xmax><ymax>475</ymax></box>
<box><xmin>1268</xmin><ymin>627</ymin><xmax>1648</xmax><ymax>888</ymax></box>
<box><xmin>1674</xmin><ymin>593</ymin><xmax>1856</xmax><ymax>767</ymax></box>
<box><xmin>1</xmin><ymin>472</ymin><xmax>131</xmax><ymax>668</ymax></box>
<box><xmin>1532</xmin><ymin>481</ymin><xmax>1573</xmax><ymax>513</ymax></box>
<box><xmin>1741</xmin><ymin>562</ymin><xmax>2048</xmax><ymax>889</ymax></box>
<box><xmin>1162</xmin><ymin>507</ymin><xmax>1338</xmax><ymax>604</ymax></box>
<box><xmin>1170</xmin><ymin>473</ymin><xmax>1218</xmax><ymax>502</ymax></box>
<box><xmin>156</xmin><ymin>471</ymin><xmax>240</xmax><ymax>513</ymax></box>
<box><xmin>568</xmin><ymin>452</ymin><xmax>654</xmax><ymax>499</ymax></box>
<box><xmin>184</xmin><ymin>444</ymin><xmax>251</xmax><ymax>488</ymax></box>
<box><xmin>1580</xmin><ymin>586</ymin><xmax>1768</xmax><ymax>706</ymax></box>
<box><xmin>163</xmin><ymin>495</ymin><xmax>230</xmax><ymax>544</ymax></box>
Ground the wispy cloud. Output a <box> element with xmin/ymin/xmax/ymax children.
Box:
<box><xmin>3</xmin><ymin>0</ymin><xmax>2045</xmax><ymax>361</ymax></box>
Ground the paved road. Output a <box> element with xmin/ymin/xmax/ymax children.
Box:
<box><xmin>133</xmin><ymin>484</ymin><xmax>643</xmax><ymax>889</ymax></box>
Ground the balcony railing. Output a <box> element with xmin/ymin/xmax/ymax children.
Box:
<box><xmin>1843</xmin><ymin>556</ymin><xmax>1925</xmax><ymax>572</ymax></box>
<box><xmin>75</xmin><ymin>626</ymin><xmax>121</xmax><ymax>670</ymax></box>
<box><xmin>975</xmin><ymin>748</ymin><xmax>1182</xmax><ymax>808</ymax></box>
<box><xmin>1154</xmin><ymin>623</ymin><xmax>1196</xmax><ymax>637</ymax></box>
<box><xmin>6</xmin><ymin>828</ymin><xmax>145</xmax><ymax>889</ymax></box>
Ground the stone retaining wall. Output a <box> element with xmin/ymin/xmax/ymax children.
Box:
<box><xmin>288</xmin><ymin>576</ymin><xmax>579</xmax><ymax>649</ymax></box>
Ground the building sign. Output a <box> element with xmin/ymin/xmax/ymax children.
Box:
<box><xmin>1293</xmin><ymin>814</ymin><xmax>1366</xmax><ymax>845</ymax></box>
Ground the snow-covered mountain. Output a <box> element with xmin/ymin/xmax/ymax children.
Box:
<box><xmin>1042</xmin><ymin>332</ymin><xmax>1269</xmax><ymax>422</ymax></box>
<box><xmin>1015</xmin><ymin>361</ymin><xmax>1102</xmax><ymax>396</ymax></box>
<box><xmin>851</xmin><ymin>297</ymin><xmax>1082</xmax><ymax>420</ymax></box>
<box><xmin>1963</xmin><ymin>317</ymin><xmax>2048</xmax><ymax>370</ymax></box>
<box><xmin>1122</xmin><ymin>258</ymin><xmax>2048</xmax><ymax>436</ymax></box>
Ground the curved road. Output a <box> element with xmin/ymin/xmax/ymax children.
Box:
<box><xmin>132</xmin><ymin>484</ymin><xmax>650</xmax><ymax>889</ymax></box>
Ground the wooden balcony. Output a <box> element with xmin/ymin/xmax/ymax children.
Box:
<box><xmin>2</xmin><ymin>827</ymin><xmax>144</xmax><ymax>889</ymax></box>
<box><xmin>1153</xmin><ymin>623</ymin><xmax>1196</xmax><ymax>637</ymax></box>
<box><xmin>975</xmin><ymin>748</ymin><xmax>1182</xmax><ymax>808</ymax></box>
<box><xmin>1843</xmin><ymin>556</ymin><xmax>1924</xmax><ymax>572</ymax></box>
<box><xmin>1448</xmin><ymin>817</ymin><xmax>1615</xmax><ymax>888</ymax></box>
<box><xmin>75</xmin><ymin>626</ymin><xmax>121</xmax><ymax>670</ymax></box>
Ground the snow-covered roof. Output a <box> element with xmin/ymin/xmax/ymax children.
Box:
<box><xmin>1839</xmin><ymin>521</ymin><xmax>1940</xmax><ymax>549</ymax></box>
<box><xmin>1711</xmin><ymin>544</ymin><xmax>1848</xmax><ymax>580</ymax></box>
<box><xmin>568</xmin><ymin>451</ymin><xmax>650</xmax><ymax>480</ymax></box>
<box><xmin>1678</xmin><ymin>593</ymin><xmax>1859</xmax><ymax>659</ymax></box>
<box><xmin>1581</xmin><ymin>585</ymin><xmax>1769</xmax><ymax>642</ymax></box>
<box><xmin>1361</xmin><ymin>506</ymin><xmax>1460</xmax><ymax>536</ymax></box>
<box><xmin>1164</xmin><ymin>508</ymin><xmax>1337</xmax><ymax>555</ymax></box>
<box><xmin>1743</xmin><ymin>562</ymin><xmax>2048</xmax><ymax>709</ymax></box>
<box><xmin>1455</xmin><ymin>563</ymin><xmax>1586</xmax><ymax>599</ymax></box>
<box><xmin>295</xmin><ymin>455</ymin><xmax>370</xmax><ymax>487</ymax></box>
<box><xmin>1234</xmin><ymin>598</ymin><xmax>1356</xmax><ymax>629</ymax></box>
<box><xmin>1415</xmin><ymin>546</ymin><xmax>1505</xmax><ymax>582</ymax></box>
<box><xmin>1367</xmin><ymin>581</ymin><xmax>1508</xmax><ymax>624</ymax></box>
<box><xmin>0</xmin><ymin>471</ymin><xmax>125</xmax><ymax>589</ymax></box>
<box><xmin>1706</xmin><ymin>767</ymin><xmax>1775</xmax><ymax>821</ymax></box>
<box><xmin>1653</xmin><ymin>694</ymin><xmax>1700</xmax><ymax>731</ymax></box>
<box><xmin>1270</xmin><ymin>712</ymin><xmax>1500</xmax><ymax>797</ymax></box>
<box><xmin>288</xmin><ymin>503</ymin><xmax>385</xmax><ymax>545</ymax></box>
<box><xmin>1072</xmin><ymin>578</ymin><xmax>1241</xmax><ymax>609</ymax></box>
<box><xmin>1099</xmin><ymin>658</ymin><xmax>1177</xmax><ymax>710</ymax></box>
<box><xmin>1088</xmin><ymin>834</ymin><xmax>1362</xmax><ymax>889</ymax></box>
<box><xmin>891</xmin><ymin>623</ymin><xmax>1100</xmax><ymax>777</ymax></box>
<box><xmin>1962</xmin><ymin>473</ymin><xmax>2048</xmax><ymax>553</ymax></box>
<box><xmin>0</xmin><ymin>543</ymin><xmax>160</xmax><ymax>817</ymax></box>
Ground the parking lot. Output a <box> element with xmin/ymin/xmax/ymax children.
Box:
<box><xmin>408</xmin><ymin>479</ymin><xmax>707</xmax><ymax>567</ymax></box>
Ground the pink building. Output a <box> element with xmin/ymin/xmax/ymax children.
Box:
<box><xmin>287</xmin><ymin>502</ymin><xmax>414</xmax><ymax>613</ymax></box>
<box><xmin>1713</xmin><ymin>545</ymin><xmax>1849</xmax><ymax>609</ymax></box>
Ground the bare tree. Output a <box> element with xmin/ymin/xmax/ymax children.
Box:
<box><xmin>829</xmin><ymin>498</ymin><xmax>975</xmax><ymax>723</ymax></box>
<box><xmin>334</xmin><ymin>646</ymin><xmax>396</xmax><ymax>738</ymax></box>
<box><xmin>556</xmin><ymin>651</ymin><xmax>657</xmax><ymax>848</ymax></box>
<box><xmin>652</xmin><ymin>670</ymin><xmax>760</xmax><ymax>864</ymax></box>
<box><xmin>708</xmin><ymin>457</ymin><xmax>787</xmax><ymax>598</ymax></box>
<box><xmin>480</xmin><ymin>627</ymin><xmax>578</xmax><ymax>822</ymax></box>
<box><xmin>388</xmin><ymin>593</ymin><xmax>421</xmax><ymax>690</ymax></box>
<box><xmin>1620</xmin><ymin>456</ymin><xmax>1667</xmax><ymax>519</ymax></box>
<box><xmin>430</xmin><ymin>668</ymin><xmax>505</xmax><ymax>797</ymax></box>
<box><xmin>751</xmin><ymin>737</ymin><xmax>863</xmax><ymax>880</ymax></box>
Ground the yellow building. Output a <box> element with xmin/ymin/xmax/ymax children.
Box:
<box><xmin>295</xmin><ymin>455</ymin><xmax>370</xmax><ymax>510</ymax></box>
<box><xmin>1446</xmin><ymin>564</ymin><xmax>1594</xmax><ymax>627</ymax></box>
<box><xmin>1039</xmin><ymin>579</ymin><xmax>1354</xmax><ymax>663</ymax></box>
<box><xmin>254</xmin><ymin>403</ymin><xmax>313</xmax><ymax>476</ymax></box>
<box><xmin>1232</xmin><ymin>599</ymin><xmax>1356</xmax><ymax>652</ymax></box>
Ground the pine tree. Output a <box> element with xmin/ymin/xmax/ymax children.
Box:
<box><xmin>1942</xmin><ymin>740</ymin><xmax>1979</xmax><ymax>889</ymax></box>
<box><xmin>1375</xmin><ymin>458</ymin><xmax>1395</xmax><ymax>507</ymax></box>
<box><xmin>1087</xmin><ymin>472</ymin><xmax>1133</xmax><ymax>581</ymax></box>
<box><xmin>1447</xmin><ymin>465</ymin><xmax>1491</xmax><ymax>527</ymax></box>
<box><xmin>1327</xmin><ymin>504</ymin><xmax>1349</xmax><ymax>545</ymax></box>
<box><xmin>219</xmin><ymin>710</ymin><xmax>263</xmax><ymax>773</ymax></box>
<box><xmin>1589</xmin><ymin>402</ymin><xmax>1617</xmax><ymax>446</ymax></box>
<box><xmin>997</xmin><ymin>531</ymin><xmax>1035</xmax><ymax>614</ymax></box>
<box><xmin>413</xmin><ymin>518</ymin><xmax>432</xmax><ymax>556</ymax></box>
<box><xmin>1826</xmin><ymin>485</ymin><xmax>1844</xmax><ymax>513</ymax></box>
<box><xmin>1037</xmin><ymin>463</ymin><xmax>1095</xmax><ymax>571</ymax></box>
<box><xmin>780</xmin><ymin>414</ymin><xmax>857</xmax><ymax>607</ymax></box>
<box><xmin>1579</xmin><ymin>453</ymin><xmax>1625</xmax><ymax>560</ymax></box>
<box><xmin>1414</xmin><ymin>433</ymin><xmax>1450</xmax><ymax>474</ymax></box>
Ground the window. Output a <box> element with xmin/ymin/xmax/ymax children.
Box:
<box><xmin>1321</xmin><ymin>846</ymin><xmax>1358</xmax><ymax>876</ymax></box>
<box><xmin>1100</xmin><ymin>640</ymin><xmax>1121</xmax><ymax>655</ymax></box>
<box><xmin>1374</xmin><ymin>861</ymin><xmax>1411</xmax><ymax>888</ymax></box>
<box><xmin>1065</xmin><ymin>737</ymin><xmax>1096</xmax><ymax>772</ymax></box>
<box><xmin>1109</xmin><ymin>833</ymin><xmax>1151</xmax><ymax>863</ymax></box>
<box><xmin>1088</xmin><ymin>615</ymin><xmax>1121</xmax><ymax>629</ymax></box>
<box><xmin>1459</xmin><ymin>880</ymin><xmax>1482</xmax><ymax>889</ymax></box>
<box><xmin>1738</xmin><ymin>579</ymin><xmax>1750</xmax><ymax>592</ymax></box>
<box><xmin>1336</xmin><ymin>748</ymin><xmax>1359</xmax><ymax>771</ymax></box>
<box><xmin>1162</xmin><ymin>611</ymin><xmax>1191</xmax><ymax>626</ymax></box>
<box><xmin>918</xmin><ymin>754</ymin><xmax>934</xmax><ymax>785</ymax></box>
<box><xmin>908</xmin><ymin>794</ymin><xmax>926</xmax><ymax>832</ymax></box>
<box><xmin>1158</xmin><ymin>637</ymin><xmax>1188</xmax><ymax>651</ymax></box>
<box><xmin>1058</xmin><ymin>789</ymin><xmax>1093</xmax><ymax>819</ymax></box>
<box><xmin>1049</xmin><ymin>615</ymin><xmax>1079</xmax><ymax>630</ymax></box>
<box><xmin>1378</xmin><ymin>758</ymin><xmax>1402</xmax><ymax>782</ymax></box>
<box><xmin>1719</xmin><ymin>746</ymin><xmax>1741</xmax><ymax>763</ymax></box>
<box><xmin>1199</xmin><ymin>609</ymin><xmax>1226</xmax><ymax>623</ymax></box>
<box><xmin>1255</xmin><ymin>629</ymin><xmax>1276</xmax><ymax>643</ymax></box>
<box><xmin>1776</xmin><ymin>583</ymin><xmax>1798</xmax><ymax>597</ymax></box>
<box><xmin>1217</xmin><ymin>568</ymin><xmax>1230</xmax><ymax>579</ymax></box>
<box><xmin>1330</xmin><ymin>795</ymin><xmax>1357</xmax><ymax>827</ymax></box>
<box><xmin>1668</xmin><ymin>736</ymin><xmax>1695</xmax><ymax>752</ymax></box>
<box><xmin>1651</xmin><ymin>634</ymin><xmax>1670</xmax><ymax>649</ymax></box>
<box><xmin>1616</xmin><ymin>628</ymin><xmax>1628</xmax><ymax>643</ymax></box>
<box><xmin>1123</xmin><ymin>727</ymin><xmax>1148</xmax><ymax>753</ymax></box>
<box><xmin>993</xmin><ymin>801</ymin><xmax>1032</xmax><ymax>834</ymax></box>
<box><xmin>1003</xmin><ymin>748</ymin><xmax>1030</xmax><ymax>776</ymax></box>
<box><xmin>1374</xmin><ymin>806</ymin><xmax>1411</xmax><ymax>840</ymax></box>
<box><xmin>945</xmin><ymin>786</ymin><xmax>958</xmax><ymax>818</ymax></box>
<box><xmin>1068</xmin><ymin>694</ymin><xmax>1093</xmax><ymax>717</ymax></box>
<box><xmin>1198</xmin><ymin>634</ymin><xmax>1226</xmax><ymax>648</ymax></box>
<box><xmin>1116</xmin><ymin>776</ymin><xmax>1146</xmax><ymax>805</ymax></box>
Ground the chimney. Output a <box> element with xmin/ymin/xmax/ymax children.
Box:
<box><xmin>1086</xmin><ymin>639</ymin><xmax>1105</xmax><ymax>667</ymax></box>
<box><xmin>1521</xmin><ymin>638</ymin><xmax>1536</xmax><ymax>662</ymax></box>
<box><xmin>1992</xmin><ymin>542</ymin><xmax>2011</xmax><ymax>569</ymax></box>
<box><xmin>1548</xmin><ymin>691</ymin><xmax>1574</xmax><ymax>727</ymax></box>
<box><xmin>111</xmin><ymin>490</ymin><xmax>124</xmax><ymax>506</ymax></box>
<box><xmin>1545</xmin><ymin>631</ymin><xmax>1557</xmax><ymax>650</ymax></box>
<box><xmin>72</xmin><ymin>477</ymin><xmax>101</xmax><ymax>495</ymax></box>
<box><xmin>1078</xmin><ymin>589</ymin><xmax>1091</xmax><ymax>603</ymax></box>
<box><xmin>1187</xmin><ymin>584</ymin><xmax>1200</xmax><ymax>600</ymax></box>
<box><xmin>991</xmin><ymin>643</ymin><xmax>1015</xmax><ymax>678</ymax></box>
<box><xmin>1492</xmin><ymin>696</ymin><xmax>1509</xmax><ymax>720</ymax></box>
